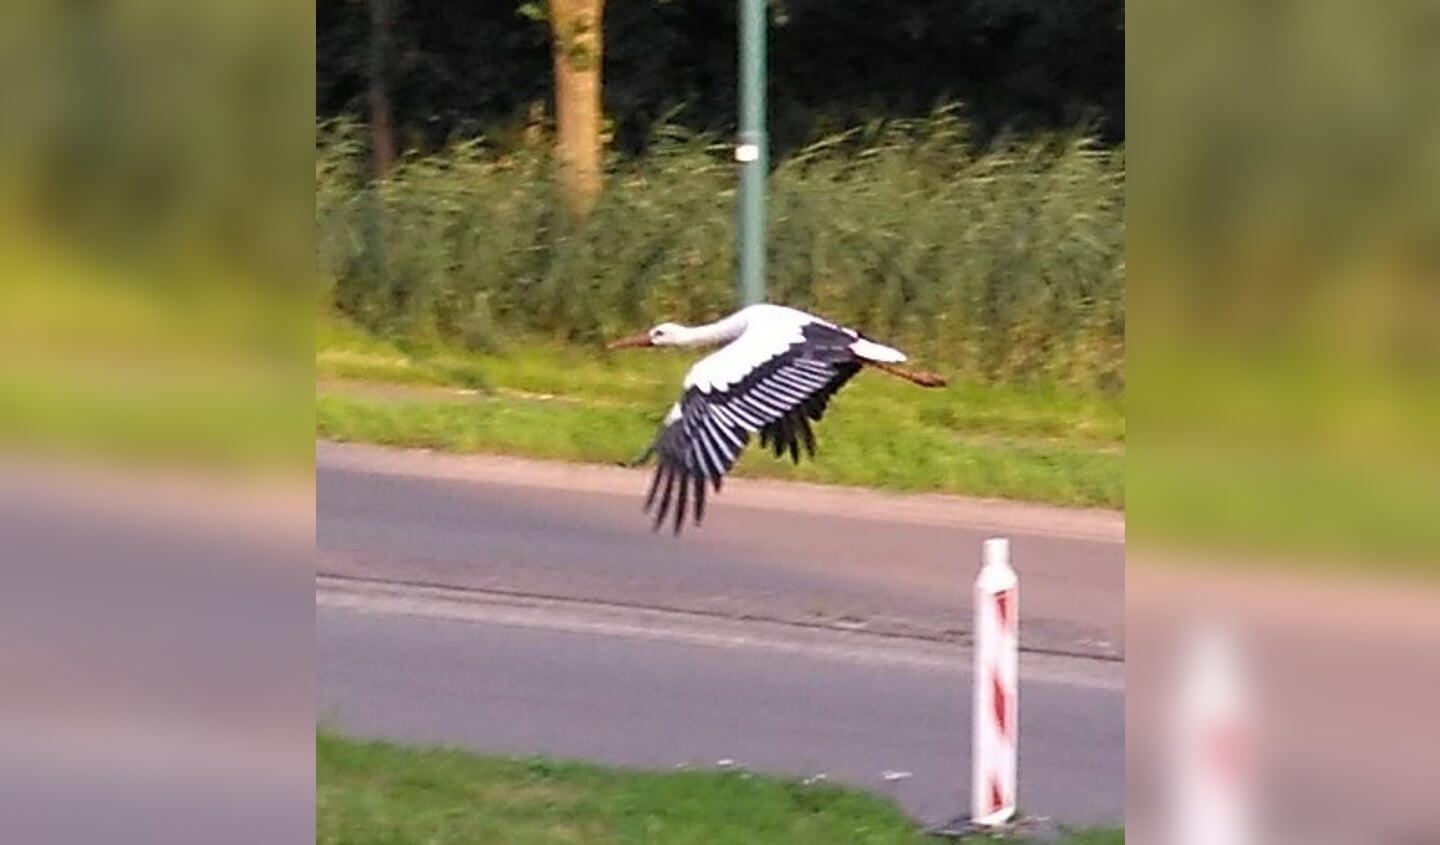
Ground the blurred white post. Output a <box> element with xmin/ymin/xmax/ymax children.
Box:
<box><xmin>1168</xmin><ymin>624</ymin><xmax>1257</xmax><ymax>845</ymax></box>
<box><xmin>972</xmin><ymin>537</ymin><xmax>1019</xmax><ymax>826</ymax></box>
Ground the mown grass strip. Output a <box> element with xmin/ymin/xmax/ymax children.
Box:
<box><xmin>318</xmin><ymin>732</ymin><xmax>1121</xmax><ymax>845</ymax></box>
<box><xmin>315</xmin><ymin>312</ymin><xmax>1123</xmax><ymax>506</ymax></box>
<box><xmin>317</xmin><ymin>314</ymin><xmax>1123</xmax><ymax>508</ymax></box>
<box><xmin>317</xmin><ymin>316</ymin><xmax>1126</xmax><ymax>447</ymax></box>
<box><xmin>315</xmin><ymin>389</ymin><xmax>1123</xmax><ymax>508</ymax></box>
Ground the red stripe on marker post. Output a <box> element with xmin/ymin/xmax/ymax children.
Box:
<box><xmin>993</xmin><ymin>672</ymin><xmax>1010</xmax><ymax>739</ymax></box>
<box><xmin>972</xmin><ymin>538</ymin><xmax>1018</xmax><ymax>828</ymax></box>
<box><xmin>995</xmin><ymin>590</ymin><xmax>1012</xmax><ymax>631</ymax></box>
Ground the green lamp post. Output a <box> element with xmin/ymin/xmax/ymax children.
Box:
<box><xmin>735</xmin><ymin>0</ymin><xmax>767</xmax><ymax>305</ymax></box>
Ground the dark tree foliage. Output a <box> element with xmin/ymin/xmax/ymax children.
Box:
<box><xmin>315</xmin><ymin>0</ymin><xmax>1122</xmax><ymax>157</ymax></box>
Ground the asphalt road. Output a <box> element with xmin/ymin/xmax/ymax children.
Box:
<box><xmin>317</xmin><ymin>587</ymin><xmax>1124</xmax><ymax>829</ymax></box>
<box><xmin>315</xmin><ymin>442</ymin><xmax>1125</xmax><ymax>828</ymax></box>
<box><xmin>316</xmin><ymin>442</ymin><xmax>1124</xmax><ymax>657</ymax></box>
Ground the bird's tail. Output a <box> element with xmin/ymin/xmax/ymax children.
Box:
<box><xmin>866</xmin><ymin>361</ymin><xmax>947</xmax><ymax>388</ymax></box>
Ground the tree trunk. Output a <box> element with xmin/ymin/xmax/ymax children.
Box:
<box><xmin>367</xmin><ymin>0</ymin><xmax>397</xmax><ymax>179</ymax></box>
<box><xmin>548</xmin><ymin>0</ymin><xmax>605</xmax><ymax>218</ymax></box>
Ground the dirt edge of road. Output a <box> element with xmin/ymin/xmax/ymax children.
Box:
<box><xmin>316</xmin><ymin>441</ymin><xmax>1124</xmax><ymax>544</ymax></box>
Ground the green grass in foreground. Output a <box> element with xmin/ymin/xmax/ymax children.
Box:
<box><xmin>316</xmin><ymin>317</ymin><xmax>1125</xmax><ymax>509</ymax></box>
<box><xmin>317</xmin><ymin>732</ymin><xmax>1121</xmax><ymax>845</ymax></box>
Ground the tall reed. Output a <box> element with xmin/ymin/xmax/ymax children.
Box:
<box><xmin>317</xmin><ymin>110</ymin><xmax>1124</xmax><ymax>391</ymax></box>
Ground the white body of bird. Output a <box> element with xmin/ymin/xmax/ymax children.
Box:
<box><xmin>679</xmin><ymin>305</ymin><xmax>906</xmax><ymax>395</ymax></box>
<box><xmin>607</xmin><ymin>303</ymin><xmax>945</xmax><ymax>533</ymax></box>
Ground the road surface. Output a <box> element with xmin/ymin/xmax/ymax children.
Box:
<box><xmin>316</xmin><ymin>442</ymin><xmax>1124</xmax><ymax>828</ymax></box>
<box><xmin>317</xmin><ymin>442</ymin><xmax>1123</xmax><ymax>657</ymax></box>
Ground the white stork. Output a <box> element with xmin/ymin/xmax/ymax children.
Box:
<box><xmin>606</xmin><ymin>303</ymin><xmax>946</xmax><ymax>534</ymax></box>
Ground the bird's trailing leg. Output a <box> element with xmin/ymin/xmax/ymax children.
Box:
<box><xmin>621</xmin><ymin>443</ymin><xmax>657</xmax><ymax>468</ymax></box>
<box><xmin>865</xmin><ymin>361</ymin><xmax>948</xmax><ymax>388</ymax></box>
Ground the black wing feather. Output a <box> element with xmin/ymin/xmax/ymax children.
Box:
<box><xmin>652</xmin><ymin>463</ymin><xmax>677</xmax><ymax>531</ymax></box>
<box><xmin>692</xmin><ymin>472</ymin><xmax>707</xmax><ymax>524</ymax></box>
<box><xmin>756</xmin><ymin>359</ymin><xmax>860</xmax><ymax>467</ymax></box>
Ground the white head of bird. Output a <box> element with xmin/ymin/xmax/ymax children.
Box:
<box><xmin>607</xmin><ymin>321</ymin><xmax>723</xmax><ymax>350</ymax></box>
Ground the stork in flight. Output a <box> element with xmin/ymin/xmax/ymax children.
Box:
<box><xmin>607</xmin><ymin>303</ymin><xmax>946</xmax><ymax>534</ymax></box>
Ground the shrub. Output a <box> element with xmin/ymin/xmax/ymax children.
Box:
<box><xmin>317</xmin><ymin>110</ymin><xmax>1124</xmax><ymax>391</ymax></box>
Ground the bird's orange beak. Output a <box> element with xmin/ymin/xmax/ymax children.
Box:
<box><xmin>606</xmin><ymin>332</ymin><xmax>653</xmax><ymax>351</ymax></box>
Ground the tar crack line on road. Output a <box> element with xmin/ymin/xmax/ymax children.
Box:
<box><xmin>316</xmin><ymin>573</ymin><xmax>1123</xmax><ymax>690</ymax></box>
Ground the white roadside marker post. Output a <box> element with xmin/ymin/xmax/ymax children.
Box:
<box><xmin>1168</xmin><ymin>624</ymin><xmax>1257</xmax><ymax>845</ymax></box>
<box><xmin>972</xmin><ymin>537</ymin><xmax>1019</xmax><ymax>827</ymax></box>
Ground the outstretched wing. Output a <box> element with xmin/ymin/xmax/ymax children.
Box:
<box><xmin>641</xmin><ymin>321</ymin><xmax>862</xmax><ymax>534</ymax></box>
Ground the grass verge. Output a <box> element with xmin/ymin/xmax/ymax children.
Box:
<box><xmin>317</xmin><ymin>732</ymin><xmax>1121</xmax><ymax>845</ymax></box>
<box><xmin>316</xmin><ymin>318</ymin><xmax>1124</xmax><ymax>509</ymax></box>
